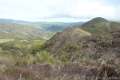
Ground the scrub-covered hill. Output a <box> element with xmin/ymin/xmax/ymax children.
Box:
<box><xmin>45</xmin><ymin>17</ymin><xmax>120</xmax><ymax>64</ymax></box>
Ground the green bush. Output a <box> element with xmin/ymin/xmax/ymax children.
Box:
<box><xmin>35</xmin><ymin>51</ymin><xmax>56</xmax><ymax>64</ymax></box>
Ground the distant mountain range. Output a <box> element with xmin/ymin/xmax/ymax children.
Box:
<box><xmin>1</xmin><ymin>17</ymin><xmax>119</xmax><ymax>40</ymax></box>
<box><xmin>0</xmin><ymin>18</ymin><xmax>84</xmax><ymax>39</ymax></box>
<box><xmin>0</xmin><ymin>18</ymin><xmax>84</xmax><ymax>32</ymax></box>
<box><xmin>0</xmin><ymin>19</ymin><xmax>30</xmax><ymax>24</ymax></box>
<box><xmin>32</xmin><ymin>22</ymin><xmax>83</xmax><ymax>32</ymax></box>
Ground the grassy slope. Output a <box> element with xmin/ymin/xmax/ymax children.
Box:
<box><xmin>44</xmin><ymin>17</ymin><xmax>120</xmax><ymax>64</ymax></box>
<box><xmin>0</xmin><ymin>24</ymin><xmax>55</xmax><ymax>40</ymax></box>
<box><xmin>0</xmin><ymin>18</ymin><xmax>120</xmax><ymax>80</ymax></box>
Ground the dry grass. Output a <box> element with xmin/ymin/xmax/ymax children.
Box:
<box><xmin>0</xmin><ymin>63</ymin><xmax>119</xmax><ymax>80</ymax></box>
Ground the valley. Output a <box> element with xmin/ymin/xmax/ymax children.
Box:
<box><xmin>0</xmin><ymin>17</ymin><xmax>120</xmax><ymax>80</ymax></box>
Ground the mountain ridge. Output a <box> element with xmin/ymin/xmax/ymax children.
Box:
<box><xmin>0</xmin><ymin>18</ymin><xmax>84</xmax><ymax>32</ymax></box>
<box><xmin>44</xmin><ymin>17</ymin><xmax>120</xmax><ymax>63</ymax></box>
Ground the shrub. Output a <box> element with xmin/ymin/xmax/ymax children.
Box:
<box><xmin>35</xmin><ymin>51</ymin><xmax>56</xmax><ymax>64</ymax></box>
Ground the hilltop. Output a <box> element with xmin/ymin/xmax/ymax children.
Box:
<box><xmin>81</xmin><ymin>17</ymin><xmax>120</xmax><ymax>35</ymax></box>
<box><xmin>44</xmin><ymin>17</ymin><xmax>120</xmax><ymax>63</ymax></box>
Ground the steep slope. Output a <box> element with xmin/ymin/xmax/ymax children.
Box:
<box><xmin>45</xmin><ymin>17</ymin><xmax>120</xmax><ymax>63</ymax></box>
<box><xmin>45</xmin><ymin>27</ymin><xmax>91</xmax><ymax>51</ymax></box>
<box><xmin>44</xmin><ymin>27</ymin><xmax>92</xmax><ymax>62</ymax></box>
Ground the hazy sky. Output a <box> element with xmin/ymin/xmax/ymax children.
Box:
<box><xmin>0</xmin><ymin>0</ymin><xmax>119</xmax><ymax>22</ymax></box>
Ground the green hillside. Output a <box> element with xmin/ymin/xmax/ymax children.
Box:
<box><xmin>0</xmin><ymin>24</ymin><xmax>54</xmax><ymax>40</ymax></box>
<box><xmin>0</xmin><ymin>17</ymin><xmax>120</xmax><ymax>80</ymax></box>
<box><xmin>81</xmin><ymin>17</ymin><xmax>120</xmax><ymax>36</ymax></box>
<box><xmin>44</xmin><ymin>17</ymin><xmax>120</xmax><ymax>64</ymax></box>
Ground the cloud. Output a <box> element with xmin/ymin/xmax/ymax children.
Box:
<box><xmin>0</xmin><ymin>0</ymin><xmax>119</xmax><ymax>21</ymax></box>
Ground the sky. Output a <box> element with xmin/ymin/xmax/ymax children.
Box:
<box><xmin>0</xmin><ymin>0</ymin><xmax>120</xmax><ymax>22</ymax></box>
